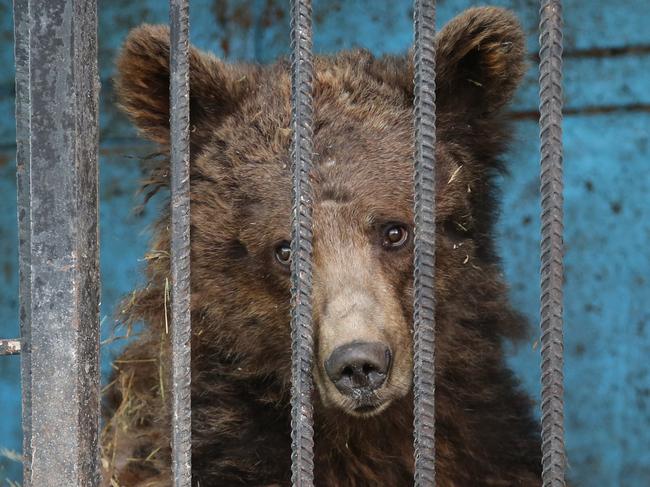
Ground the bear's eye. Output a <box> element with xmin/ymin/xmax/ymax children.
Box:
<box><xmin>275</xmin><ymin>241</ymin><xmax>292</xmax><ymax>266</ymax></box>
<box><xmin>381</xmin><ymin>224</ymin><xmax>409</xmax><ymax>250</ymax></box>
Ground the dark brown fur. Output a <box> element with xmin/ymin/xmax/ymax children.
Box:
<box><xmin>102</xmin><ymin>7</ymin><xmax>542</xmax><ymax>486</ymax></box>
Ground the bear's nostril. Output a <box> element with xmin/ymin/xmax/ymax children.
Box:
<box><xmin>324</xmin><ymin>341</ymin><xmax>391</xmax><ymax>396</ymax></box>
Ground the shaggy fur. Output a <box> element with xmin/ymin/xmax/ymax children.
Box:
<box><xmin>102</xmin><ymin>7</ymin><xmax>542</xmax><ymax>486</ymax></box>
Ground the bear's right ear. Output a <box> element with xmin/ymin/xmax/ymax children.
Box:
<box><xmin>434</xmin><ymin>7</ymin><xmax>526</xmax><ymax>119</ymax></box>
<box><xmin>116</xmin><ymin>24</ymin><xmax>256</xmax><ymax>147</ymax></box>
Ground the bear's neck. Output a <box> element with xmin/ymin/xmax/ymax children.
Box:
<box><xmin>313</xmin><ymin>394</ymin><xmax>416</xmax><ymax>485</ymax></box>
<box><xmin>195</xmin><ymin>336</ymin><xmax>541</xmax><ymax>485</ymax></box>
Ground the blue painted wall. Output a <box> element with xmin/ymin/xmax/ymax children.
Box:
<box><xmin>0</xmin><ymin>1</ymin><xmax>648</xmax><ymax>484</ymax></box>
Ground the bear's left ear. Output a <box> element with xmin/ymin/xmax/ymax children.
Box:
<box><xmin>116</xmin><ymin>24</ymin><xmax>258</xmax><ymax>148</ymax></box>
<box><xmin>434</xmin><ymin>7</ymin><xmax>526</xmax><ymax>119</ymax></box>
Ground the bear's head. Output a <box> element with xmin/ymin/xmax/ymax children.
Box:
<box><xmin>116</xmin><ymin>7</ymin><xmax>526</xmax><ymax>418</ymax></box>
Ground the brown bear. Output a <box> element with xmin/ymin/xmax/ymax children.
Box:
<box><xmin>101</xmin><ymin>6</ymin><xmax>542</xmax><ymax>487</ymax></box>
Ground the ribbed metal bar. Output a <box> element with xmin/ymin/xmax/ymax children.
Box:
<box><xmin>169</xmin><ymin>0</ymin><xmax>193</xmax><ymax>486</ymax></box>
<box><xmin>538</xmin><ymin>1</ymin><xmax>566</xmax><ymax>485</ymax></box>
<box><xmin>412</xmin><ymin>1</ymin><xmax>437</xmax><ymax>485</ymax></box>
<box><xmin>0</xmin><ymin>339</ymin><xmax>21</xmax><ymax>356</ymax></box>
<box><xmin>18</xmin><ymin>0</ymin><xmax>100</xmax><ymax>485</ymax></box>
<box><xmin>289</xmin><ymin>0</ymin><xmax>315</xmax><ymax>485</ymax></box>
<box><xmin>12</xmin><ymin>0</ymin><xmax>32</xmax><ymax>481</ymax></box>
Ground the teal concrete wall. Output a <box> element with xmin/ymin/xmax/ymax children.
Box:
<box><xmin>1</xmin><ymin>1</ymin><xmax>649</xmax><ymax>484</ymax></box>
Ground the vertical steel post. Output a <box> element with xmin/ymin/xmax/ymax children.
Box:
<box><xmin>169</xmin><ymin>0</ymin><xmax>193</xmax><ymax>486</ymax></box>
<box><xmin>289</xmin><ymin>0</ymin><xmax>316</xmax><ymax>486</ymax></box>
<box><xmin>15</xmin><ymin>0</ymin><xmax>100</xmax><ymax>485</ymax></box>
<box><xmin>412</xmin><ymin>0</ymin><xmax>437</xmax><ymax>486</ymax></box>
<box><xmin>538</xmin><ymin>1</ymin><xmax>566</xmax><ymax>485</ymax></box>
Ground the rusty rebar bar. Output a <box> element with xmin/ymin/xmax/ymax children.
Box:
<box><xmin>169</xmin><ymin>0</ymin><xmax>193</xmax><ymax>485</ymax></box>
<box><xmin>538</xmin><ymin>1</ymin><xmax>567</xmax><ymax>485</ymax></box>
<box><xmin>289</xmin><ymin>0</ymin><xmax>316</xmax><ymax>485</ymax></box>
<box><xmin>412</xmin><ymin>1</ymin><xmax>438</xmax><ymax>485</ymax></box>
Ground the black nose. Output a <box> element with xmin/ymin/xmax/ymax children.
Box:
<box><xmin>324</xmin><ymin>341</ymin><xmax>391</xmax><ymax>396</ymax></box>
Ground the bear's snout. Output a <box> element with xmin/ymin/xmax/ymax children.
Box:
<box><xmin>324</xmin><ymin>341</ymin><xmax>391</xmax><ymax>397</ymax></box>
<box><xmin>312</xmin><ymin>242</ymin><xmax>413</xmax><ymax>415</ymax></box>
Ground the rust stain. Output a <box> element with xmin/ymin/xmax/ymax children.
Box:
<box><xmin>220</xmin><ymin>38</ymin><xmax>231</xmax><ymax>58</ymax></box>
<box><xmin>0</xmin><ymin>152</ymin><xmax>10</xmax><ymax>167</ymax></box>
<box><xmin>259</xmin><ymin>0</ymin><xmax>286</xmax><ymax>28</ymax></box>
<box><xmin>212</xmin><ymin>0</ymin><xmax>254</xmax><ymax>58</ymax></box>
<box><xmin>3</xmin><ymin>261</ymin><xmax>11</xmax><ymax>281</ymax></box>
<box><xmin>211</xmin><ymin>0</ymin><xmax>289</xmax><ymax>57</ymax></box>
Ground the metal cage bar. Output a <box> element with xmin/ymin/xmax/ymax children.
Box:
<box><xmin>538</xmin><ymin>0</ymin><xmax>567</xmax><ymax>485</ymax></box>
<box><xmin>412</xmin><ymin>1</ymin><xmax>438</xmax><ymax>485</ymax></box>
<box><xmin>14</xmin><ymin>0</ymin><xmax>101</xmax><ymax>485</ymax></box>
<box><xmin>169</xmin><ymin>0</ymin><xmax>193</xmax><ymax>485</ymax></box>
<box><xmin>289</xmin><ymin>0</ymin><xmax>316</xmax><ymax>485</ymax></box>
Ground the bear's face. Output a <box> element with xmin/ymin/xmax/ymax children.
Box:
<box><xmin>117</xmin><ymin>7</ymin><xmax>525</xmax><ymax>417</ymax></box>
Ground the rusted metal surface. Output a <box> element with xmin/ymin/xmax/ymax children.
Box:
<box><xmin>169</xmin><ymin>0</ymin><xmax>193</xmax><ymax>485</ymax></box>
<box><xmin>289</xmin><ymin>0</ymin><xmax>316</xmax><ymax>485</ymax></box>
<box><xmin>538</xmin><ymin>0</ymin><xmax>566</xmax><ymax>485</ymax></box>
<box><xmin>15</xmin><ymin>0</ymin><xmax>101</xmax><ymax>485</ymax></box>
